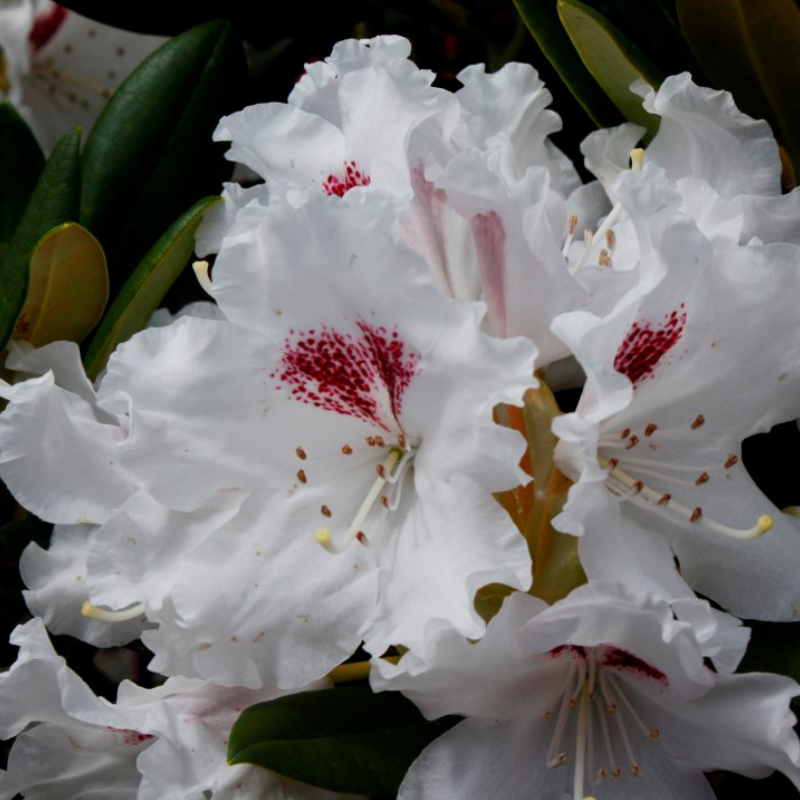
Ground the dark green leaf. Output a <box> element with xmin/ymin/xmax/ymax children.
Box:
<box><xmin>576</xmin><ymin>0</ymin><xmax>704</xmax><ymax>80</ymax></box>
<box><xmin>228</xmin><ymin>686</ymin><xmax>460</xmax><ymax>796</ymax></box>
<box><xmin>15</xmin><ymin>223</ymin><xmax>108</xmax><ymax>347</ymax></box>
<box><xmin>83</xmin><ymin>196</ymin><xmax>220</xmax><ymax>381</ymax></box>
<box><xmin>558</xmin><ymin>0</ymin><xmax>663</xmax><ymax>141</ymax></box>
<box><xmin>677</xmin><ymin>0</ymin><xmax>800</xmax><ymax>172</ymax></box>
<box><xmin>738</xmin><ymin>619</ymin><xmax>800</xmax><ymax>682</ymax></box>
<box><xmin>0</xmin><ymin>102</ymin><xmax>45</xmax><ymax>265</ymax></box>
<box><xmin>513</xmin><ymin>0</ymin><xmax>623</xmax><ymax>127</ymax></box>
<box><xmin>0</xmin><ymin>129</ymin><xmax>81</xmax><ymax>351</ymax></box>
<box><xmin>80</xmin><ymin>20</ymin><xmax>246</xmax><ymax>295</ymax></box>
<box><xmin>0</xmin><ymin>516</ymin><xmax>53</xmax><ymax>564</ymax></box>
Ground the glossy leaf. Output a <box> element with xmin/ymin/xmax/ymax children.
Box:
<box><xmin>0</xmin><ymin>102</ymin><xmax>45</xmax><ymax>265</ymax></box>
<box><xmin>80</xmin><ymin>20</ymin><xmax>245</xmax><ymax>295</ymax></box>
<box><xmin>577</xmin><ymin>0</ymin><xmax>704</xmax><ymax>80</ymax></box>
<box><xmin>558</xmin><ymin>0</ymin><xmax>663</xmax><ymax>141</ymax></box>
<box><xmin>0</xmin><ymin>128</ymin><xmax>81</xmax><ymax>351</ymax></box>
<box><xmin>14</xmin><ymin>223</ymin><xmax>108</xmax><ymax>347</ymax></box>
<box><xmin>513</xmin><ymin>0</ymin><xmax>623</xmax><ymax>127</ymax></box>
<box><xmin>83</xmin><ymin>196</ymin><xmax>219</xmax><ymax>381</ymax></box>
<box><xmin>228</xmin><ymin>686</ymin><xmax>459</xmax><ymax>796</ymax></box>
<box><xmin>677</xmin><ymin>0</ymin><xmax>800</xmax><ymax>171</ymax></box>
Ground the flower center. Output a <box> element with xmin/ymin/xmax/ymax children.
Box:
<box><xmin>315</xmin><ymin>441</ymin><xmax>416</xmax><ymax>554</ymax></box>
<box><xmin>567</xmin><ymin>148</ymin><xmax>643</xmax><ymax>275</ymax></box>
<box><xmin>544</xmin><ymin>644</ymin><xmax>666</xmax><ymax>799</ymax></box>
<box><xmin>597</xmin><ymin>422</ymin><xmax>773</xmax><ymax>540</ymax></box>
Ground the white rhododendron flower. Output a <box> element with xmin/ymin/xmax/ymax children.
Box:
<box><xmin>373</xmin><ymin>583</ymin><xmax>800</xmax><ymax>800</ymax></box>
<box><xmin>550</xmin><ymin>157</ymin><xmax>800</xmax><ymax>620</ymax></box>
<box><xmin>0</xmin><ymin>192</ymin><xmax>537</xmax><ymax>688</ymax></box>
<box><xmin>0</xmin><ymin>0</ymin><xmax>166</xmax><ymax>151</ymax></box>
<box><xmin>197</xmin><ymin>36</ymin><xmax>635</xmax><ymax>366</ymax></box>
<box><xmin>0</xmin><ymin>619</ymin><xmax>354</xmax><ymax>800</ymax></box>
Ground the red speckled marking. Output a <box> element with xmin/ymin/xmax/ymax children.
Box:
<box><xmin>323</xmin><ymin>160</ymin><xmax>371</xmax><ymax>197</ymax></box>
<box><xmin>614</xmin><ymin>306</ymin><xmax>687</xmax><ymax>387</ymax></box>
<box><xmin>550</xmin><ymin>644</ymin><xmax>587</xmax><ymax>659</ymax></box>
<box><xmin>106</xmin><ymin>727</ymin><xmax>154</xmax><ymax>746</ymax></box>
<box><xmin>29</xmin><ymin>4</ymin><xmax>69</xmax><ymax>52</ymax></box>
<box><xmin>599</xmin><ymin>645</ymin><xmax>668</xmax><ymax>685</ymax></box>
<box><xmin>272</xmin><ymin>320</ymin><xmax>420</xmax><ymax>431</ymax></box>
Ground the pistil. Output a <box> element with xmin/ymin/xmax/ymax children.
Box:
<box><xmin>315</xmin><ymin>446</ymin><xmax>411</xmax><ymax>554</ymax></box>
<box><xmin>81</xmin><ymin>601</ymin><xmax>146</xmax><ymax>622</ymax></box>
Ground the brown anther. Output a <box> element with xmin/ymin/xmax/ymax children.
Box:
<box><xmin>376</xmin><ymin>464</ymin><xmax>386</xmax><ymax>479</ymax></box>
<box><xmin>397</xmin><ymin>433</ymin><xmax>407</xmax><ymax>449</ymax></box>
<box><xmin>544</xmin><ymin>709</ymin><xmax>555</xmax><ymax>719</ymax></box>
<box><xmin>374</xmin><ymin>435</ymin><xmax>386</xmax><ymax>447</ymax></box>
<box><xmin>658</xmin><ymin>493</ymin><xmax>671</xmax><ymax>506</ymax></box>
<box><xmin>630</xmin><ymin>764</ymin><xmax>641</xmax><ymax>777</ymax></box>
<box><xmin>597</xmin><ymin>768</ymin><xmax>608</xmax><ymax>780</ymax></box>
<box><xmin>380</xmin><ymin>496</ymin><xmax>389</xmax><ymax>508</ymax></box>
<box><xmin>649</xmin><ymin>728</ymin><xmax>660</xmax><ymax>740</ymax></box>
<box><xmin>355</xmin><ymin>531</ymin><xmax>368</xmax><ymax>546</ymax></box>
<box><xmin>557</xmin><ymin>753</ymin><xmax>568</xmax><ymax>766</ymax></box>
<box><xmin>321</xmin><ymin>505</ymin><xmax>332</xmax><ymax>518</ymax></box>
<box><xmin>632</xmin><ymin>480</ymin><xmax>644</xmax><ymax>494</ymax></box>
<box><xmin>625</xmin><ymin>435</ymin><xmax>640</xmax><ymax>450</ymax></box>
<box><xmin>569</xmin><ymin>698</ymin><xmax>578</xmax><ymax>709</ymax></box>
<box><xmin>598</xmin><ymin>248</ymin><xmax>612</xmax><ymax>267</ymax></box>
<box><xmin>607</xmin><ymin>704</ymin><xmax>617</xmax><ymax>716</ymax></box>
<box><xmin>725</xmin><ymin>454</ymin><xmax>739</xmax><ymax>468</ymax></box>
<box><xmin>295</xmin><ymin>447</ymin><xmax>307</xmax><ymax>460</ymax></box>
<box><xmin>691</xmin><ymin>414</ymin><xmax>705</xmax><ymax>430</ymax></box>
<box><xmin>620</xmin><ymin>428</ymin><xmax>631</xmax><ymax>439</ymax></box>
<box><xmin>690</xmin><ymin>507</ymin><xmax>703</xmax><ymax>523</ymax></box>
<box><xmin>695</xmin><ymin>472</ymin><xmax>710</xmax><ymax>486</ymax></box>
<box><xmin>297</xmin><ymin>470</ymin><xmax>307</xmax><ymax>484</ymax></box>
<box><xmin>341</xmin><ymin>444</ymin><xmax>353</xmax><ymax>455</ymax></box>
<box><xmin>612</xmin><ymin>768</ymin><xmax>622</xmax><ymax>778</ymax></box>
<box><xmin>568</xmin><ymin>214</ymin><xmax>578</xmax><ymax>235</ymax></box>
<box><xmin>605</xmin><ymin>229</ymin><xmax>617</xmax><ymax>250</ymax></box>
<box><xmin>644</xmin><ymin>423</ymin><xmax>658</xmax><ymax>437</ymax></box>
<box><xmin>366</xmin><ymin>436</ymin><xmax>376</xmax><ymax>446</ymax></box>
<box><xmin>607</xmin><ymin>457</ymin><xmax>619</xmax><ymax>470</ymax></box>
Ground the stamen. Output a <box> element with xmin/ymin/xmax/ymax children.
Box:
<box><xmin>573</xmin><ymin>682</ymin><xmax>590</xmax><ymax>800</ymax></box>
<box><xmin>569</xmin><ymin>150</ymin><xmax>643</xmax><ymax>275</ymax></box>
<box><xmin>81</xmin><ymin>601</ymin><xmax>146</xmax><ymax>622</ymax></box>
<box><xmin>547</xmin><ymin>661</ymin><xmax>579</xmax><ymax>768</ymax></box>
<box><xmin>691</xmin><ymin>414</ymin><xmax>705</xmax><ymax>430</ymax></box>
<box><xmin>644</xmin><ymin>423</ymin><xmax>657</xmax><ymax>437</ymax></box>
<box><xmin>296</xmin><ymin>447</ymin><xmax>307</xmax><ymax>460</ymax></box>
<box><xmin>315</xmin><ymin>448</ymin><xmax>404</xmax><ymax>554</ymax></box>
<box><xmin>725</xmin><ymin>454</ymin><xmax>738</xmax><ymax>468</ymax></box>
<box><xmin>297</xmin><ymin>469</ymin><xmax>307</xmax><ymax>484</ymax></box>
<box><xmin>342</xmin><ymin>444</ymin><xmax>353</xmax><ymax>455</ymax></box>
<box><xmin>562</xmin><ymin>214</ymin><xmax>579</xmax><ymax>255</ymax></box>
<box><xmin>599</xmin><ymin>456</ymin><xmax>773</xmax><ymax>540</ymax></box>
<box><xmin>605</xmin><ymin>229</ymin><xmax>617</xmax><ymax>251</ymax></box>
<box><xmin>192</xmin><ymin>260</ymin><xmax>214</xmax><ymax>296</ymax></box>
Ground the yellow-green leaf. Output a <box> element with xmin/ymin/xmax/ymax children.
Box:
<box><xmin>14</xmin><ymin>223</ymin><xmax>108</xmax><ymax>347</ymax></box>
<box><xmin>513</xmin><ymin>0</ymin><xmax>623</xmax><ymax>127</ymax></box>
<box><xmin>558</xmin><ymin>0</ymin><xmax>663</xmax><ymax>141</ymax></box>
<box><xmin>677</xmin><ymin>0</ymin><xmax>800</xmax><ymax>173</ymax></box>
<box><xmin>83</xmin><ymin>195</ymin><xmax>220</xmax><ymax>381</ymax></box>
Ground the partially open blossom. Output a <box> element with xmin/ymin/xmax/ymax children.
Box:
<box><xmin>373</xmin><ymin>583</ymin><xmax>800</xmax><ymax>800</ymax></box>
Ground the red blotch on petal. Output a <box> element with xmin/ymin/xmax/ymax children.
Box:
<box><xmin>614</xmin><ymin>306</ymin><xmax>687</xmax><ymax>387</ymax></box>
<box><xmin>273</xmin><ymin>320</ymin><xmax>420</xmax><ymax>431</ymax></box>
<box><xmin>323</xmin><ymin>160</ymin><xmax>372</xmax><ymax>197</ymax></box>
<box><xmin>29</xmin><ymin>4</ymin><xmax>69</xmax><ymax>52</ymax></box>
<box><xmin>600</xmin><ymin>645</ymin><xmax>668</xmax><ymax>685</ymax></box>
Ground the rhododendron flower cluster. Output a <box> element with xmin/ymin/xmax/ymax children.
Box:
<box><xmin>1</xmin><ymin>34</ymin><xmax>800</xmax><ymax>799</ymax></box>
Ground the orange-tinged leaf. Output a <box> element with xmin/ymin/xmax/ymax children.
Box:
<box><xmin>14</xmin><ymin>222</ymin><xmax>108</xmax><ymax>347</ymax></box>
